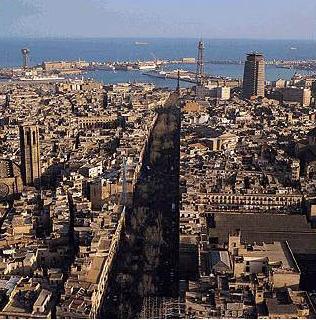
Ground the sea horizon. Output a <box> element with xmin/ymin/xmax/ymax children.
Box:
<box><xmin>1</xmin><ymin>36</ymin><xmax>316</xmax><ymax>41</ymax></box>
<box><xmin>1</xmin><ymin>37</ymin><xmax>315</xmax><ymax>86</ymax></box>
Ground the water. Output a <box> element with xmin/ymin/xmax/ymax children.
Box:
<box><xmin>1</xmin><ymin>38</ymin><xmax>316</xmax><ymax>86</ymax></box>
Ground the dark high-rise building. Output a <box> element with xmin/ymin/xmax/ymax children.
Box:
<box><xmin>19</xmin><ymin>125</ymin><xmax>41</xmax><ymax>186</ymax></box>
<box><xmin>311</xmin><ymin>81</ymin><xmax>316</xmax><ymax>98</ymax></box>
<box><xmin>242</xmin><ymin>53</ymin><xmax>265</xmax><ymax>99</ymax></box>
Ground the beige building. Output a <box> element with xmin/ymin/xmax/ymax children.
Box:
<box><xmin>90</xmin><ymin>179</ymin><xmax>120</xmax><ymax>210</ymax></box>
<box><xmin>0</xmin><ymin>279</ymin><xmax>53</xmax><ymax>319</ymax></box>
<box><xmin>209</xmin><ymin>132</ymin><xmax>238</xmax><ymax>151</ymax></box>
<box><xmin>42</xmin><ymin>61</ymin><xmax>73</xmax><ymax>71</ymax></box>
<box><xmin>229</xmin><ymin>231</ymin><xmax>301</xmax><ymax>290</ymax></box>
<box><xmin>207</xmin><ymin>192</ymin><xmax>302</xmax><ymax>210</ymax></box>
<box><xmin>12</xmin><ymin>215</ymin><xmax>34</xmax><ymax>236</ymax></box>
<box><xmin>210</xmin><ymin>86</ymin><xmax>231</xmax><ymax>100</ymax></box>
<box><xmin>0</xmin><ymin>160</ymin><xmax>23</xmax><ymax>198</ymax></box>
<box><xmin>274</xmin><ymin>79</ymin><xmax>287</xmax><ymax>89</ymax></box>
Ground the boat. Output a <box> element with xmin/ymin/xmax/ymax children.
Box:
<box><xmin>136</xmin><ymin>62</ymin><xmax>157</xmax><ymax>70</ymax></box>
<box><xmin>135</xmin><ymin>41</ymin><xmax>149</xmax><ymax>46</ymax></box>
<box><xmin>290</xmin><ymin>47</ymin><xmax>297</xmax><ymax>50</ymax></box>
<box><xmin>143</xmin><ymin>70</ymin><xmax>167</xmax><ymax>79</ymax></box>
<box><xmin>138</xmin><ymin>64</ymin><xmax>157</xmax><ymax>70</ymax></box>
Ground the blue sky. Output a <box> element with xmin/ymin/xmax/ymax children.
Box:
<box><xmin>1</xmin><ymin>0</ymin><xmax>316</xmax><ymax>39</ymax></box>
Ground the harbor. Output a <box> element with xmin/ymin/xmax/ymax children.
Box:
<box><xmin>0</xmin><ymin>42</ymin><xmax>315</xmax><ymax>85</ymax></box>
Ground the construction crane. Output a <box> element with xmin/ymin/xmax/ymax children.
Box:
<box><xmin>151</xmin><ymin>52</ymin><xmax>163</xmax><ymax>69</ymax></box>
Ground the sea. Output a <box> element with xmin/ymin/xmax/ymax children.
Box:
<box><xmin>1</xmin><ymin>38</ymin><xmax>316</xmax><ymax>88</ymax></box>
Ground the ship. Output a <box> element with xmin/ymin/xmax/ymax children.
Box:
<box><xmin>143</xmin><ymin>70</ymin><xmax>167</xmax><ymax>79</ymax></box>
<box><xmin>136</xmin><ymin>62</ymin><xmax>157</xmax><ymax>70</ymax></box>
<box><xmin>135</xmin><ymin>41</ymin><xmax>149</xmax><ymax>46</ymax></box>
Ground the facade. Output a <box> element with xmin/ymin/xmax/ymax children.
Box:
<box><xmin>0</xmin><ymin>160</ymin><xmax>23</xmax><ymax>199</ymax></box>
<box><xmin>209</xmin><ymin>132</ymin><xmax>238</xmax><ymax>151</ymax></box>
<box><xmin>216</xmin><ymin>86</ymin><xmax>231</xmax><ymax>100</ymax></box>
<box><xmin>210</xmin><ymin>86</ymin><xmax>231</xmax><ymax>100</ymax></box>
<box><xmin>19</xmin><ymin>125</ymin><xmax>41</xmax><ymax>187</ymax></box>
<box><xmin>243</xmin><ymin>53</ymin><xmax>265</xmax><ymax>99</ymax></box>
<box><xmin>280</xmin><ymin>87</ymin><xmax>311</xmax><ymax>106</ymax></box>
<box><xmin>42</xmin><ymin>61</ymin><xmax>73</xmax><ymax>71</ymax></box>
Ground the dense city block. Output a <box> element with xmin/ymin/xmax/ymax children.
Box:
<box><xmin>1</xmin><ymin>40</ymin><xmax>316</xmax><ymax>319</ymax></box>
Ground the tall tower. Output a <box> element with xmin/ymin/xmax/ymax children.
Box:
<box><xmin>21</xmin><ymin>48</ymin><xmax>30</xmax><ymax>69</ymax></box>
<box><xmin>242</xmin><ymin>53</ymin><xmax>265</xmax><ymax>99</ymax></box>
<box><xmin>19</xmin><ymin>125</ymin><xmax>41</xmax><ymax>187</ymax></box>
<box><xmin>5</xmin><ymin>91</ymin><xmax>11</xmax><ymax>108</ymax></box>
<box><xmin>196</xmin><ymin>40</ymin><xmax>205</xmax><ymax>85</ymax></box>
<box><xmin>176</xmin><ymin>70</ymin><xmax>180</xmax><ymax>94</ymax></box>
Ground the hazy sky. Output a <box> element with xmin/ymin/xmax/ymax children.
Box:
<box><xmin>1</xmin><ymin>0</ymin><xmax>316</xmax><ymax>39</ymax></box>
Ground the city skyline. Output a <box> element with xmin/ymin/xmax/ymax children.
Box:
<box><xmin>2</xmin><ymin>1</ymin><xmax>316</xmax><ymax>319</ymax></box>
<box><xmin>1</xmin><ymin>0</ymin><xmax>316</xmax><ymax>40</ymax></box>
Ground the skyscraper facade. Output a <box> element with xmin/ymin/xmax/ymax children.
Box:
<box><xmin>242</xmin><ymin>53</ymin><xmax>265</xmax><ymax>99</ymax></box>
<box><xmin>19</xmin><ymin>125</ymin><xmax>41</xmax><ymax>186</ymax></box>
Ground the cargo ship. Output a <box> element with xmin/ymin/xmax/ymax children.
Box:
<box><xmin>143</xmin><ymin>70</ymin><xmax>167</xmax><ymax>79</ymax></box>
<box><xmin>135</xmin><ymin>41</ymin><xmax>149</xmax><ymax>46</ymax></box>
<box><xmin>136</xmin><ymin>61</ymin><xmax>157</xmax><ymax>70</ymax></box>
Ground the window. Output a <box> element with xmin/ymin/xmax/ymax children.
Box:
<box><xmin>27</xmin><ymin>131</ymin><xmax>31</xmax><ymax>145</ymax></box>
